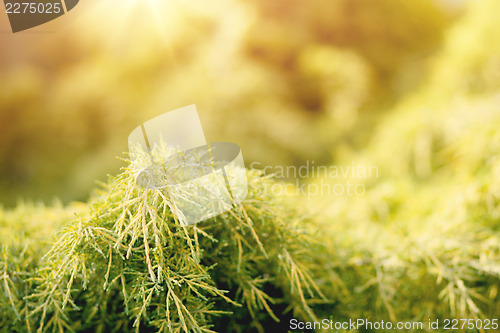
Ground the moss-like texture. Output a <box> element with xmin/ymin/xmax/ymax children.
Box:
<box><xmin>3</xmin><ymin>2</ymin><xmax>500</xmax><ymax>332</ymax></box>
<box><xmin>309</xmin><ymin>0</ymin><xmax>500</xmax><ymax>327</ymax></box>
<box><xmin>0</xmin><ymin>165</ymin><xmax>342</xmax><ymax>333</ymax></box>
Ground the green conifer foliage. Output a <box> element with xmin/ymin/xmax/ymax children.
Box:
<box><xmin>1</xmin><ymin>156</ymin><xmax>339</xmax><ymax>332</ymax></box>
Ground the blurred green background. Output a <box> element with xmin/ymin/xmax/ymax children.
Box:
<box><xmin>5</xmin><ymin>0</ymin><xmax>500</xmax><ymax>327</ymax></box>
<box><xmin>0</xmin><ymin>0</ymin><xmax>483</xmax><ymax>206</ymax></box>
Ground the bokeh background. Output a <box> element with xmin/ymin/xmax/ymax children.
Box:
<box><xmin>0</xmin><ymin>0</ymin><xmax>463</xmax><ymax>206</ymax></box>
<box><xmin>5</xmin><ymin>0</ymin><xmax>500</xmax><ymax>328</ymax></box>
